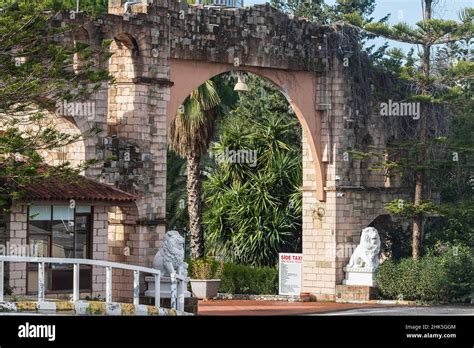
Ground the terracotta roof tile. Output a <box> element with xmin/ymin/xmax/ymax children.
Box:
<box><xmin>19</xmin><ymin>175</ymin><xmax>138</xmax><ymax>203</ymax></box>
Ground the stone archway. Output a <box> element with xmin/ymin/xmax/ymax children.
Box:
<box><xmin>57</xmin><ymin>1</ymin><xmax>413</xmax><ymax>300</ymax></box>
<box><xmin>168</xmin><ymin>59</ymin><xmax>326</xmax><ymax>202</ymax></box>
<box><xmin>167</xmin><ymin>58</ymin><xmax>337</xmax><ymax>298</ymax></box>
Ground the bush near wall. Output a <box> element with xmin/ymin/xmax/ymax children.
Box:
<box><xmin>219</xmin><ymin>264</ymin><xmax>278</xmax><ymax>295</ymax></box>
<box><xmin>376</xmin><ymin>245</ymin><xmax>473</xmax><ymax>302</ymax></box>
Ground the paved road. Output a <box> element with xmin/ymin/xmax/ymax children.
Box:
<box><xmin>317</xmin><ymin>305</ymin><xmax>474</xmax><ymax>316</ymax></box>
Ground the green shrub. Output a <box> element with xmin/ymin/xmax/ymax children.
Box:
<box><xmin>219</xmin><ymin>263</ymin><xmax>278</xmax><ymax>295</ymax></box>
<box><xmin>376</xmin><ymin>245</ymin><xmax>473</xmax><ymax>302</ymax></box>
<box><xmin>3</xmin><ymin>274</ymin><xmax>12</xmax><ymax>296</ymax></box>
<box><xmin>189</xmin><ymin>258</ymin><xmax>224</xmax><ymax>279</ymax></box>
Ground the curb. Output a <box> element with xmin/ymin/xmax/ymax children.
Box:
<box><xmin>0</xmin><ymin>301</ymin><xmax>193</xmax><ymax>316</ymax></box>
<box><xmin>335</xmin><ymin>299</ymin><xmax>419</xmax><ymax>305</ymax></box>
<box><xmin>215</xmin><ymin>293</ymin><xmax>305</xmax><ymax>302</ymax></box>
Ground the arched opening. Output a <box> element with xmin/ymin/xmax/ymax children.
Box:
<box><xmin>15</xmin><ymin>110</ymin><xmax>86</xmax><ymax>169</ymax></box>
<box><xmin>73</xmin><ymin>27</ymin><xmax>90</xmax><ymax>74</ymax></box>
<box><xmin>42</xmin><ymin>115</ymin><xmax>86</xmax><ymax>168</ymax></box>
<box><xmin>107</xmin><ymin>33</ymin><xmax>140</xmax><ymax>136</ymax></box>
<box><xmin>368</xmin><ymin>215</ymin><xmax>411</xmax><ymax>261</ymax></box>
<box><xmin>167</xmin><ymin>59</ymin><xmax>325</xmax><ymax>201</ymax></box>
<box><xmin>166</xmin><ymin>69</ymin><xmax>306</xmax><ymax>267</ymax></box>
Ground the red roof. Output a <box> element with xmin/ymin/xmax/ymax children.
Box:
<box><xmin>19</xmin><ymin>175</ymin><xmax>138</xmax><ymax>203</ymax></box>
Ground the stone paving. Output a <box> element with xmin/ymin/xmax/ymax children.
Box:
<box><xmin>198</xmin><ymin>300</ymin><xmax>384</xmax><ymax>316</ymax></box>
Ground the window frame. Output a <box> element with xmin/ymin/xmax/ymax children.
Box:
<box><xmin>26</xmin><ymin>204</ymin><xmax>94</xmax><ymax>294</ymax></box>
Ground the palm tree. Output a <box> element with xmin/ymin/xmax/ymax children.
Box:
<box><xmin>169</xmin><ymin>80</ymin><xmax>221</xmax><ymax>259</ymax></box>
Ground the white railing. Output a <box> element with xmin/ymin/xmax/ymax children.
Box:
<box><xmin>0</xmin><ymin>256</ymin><xmax>186</xmax><ymax>312</ymax></box>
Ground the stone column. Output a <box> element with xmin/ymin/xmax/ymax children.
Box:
<box><xmin>7</xmin><ymin>205</ymin><xmax>28</xmax><ymax>295</ymax></box>
<box><xmin>301</xmin><ymin>130</ymin><xmax>337</xmax><ymax>301</ymax></box>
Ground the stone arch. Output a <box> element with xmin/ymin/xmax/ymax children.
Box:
<box><xmin>34</xmin><ymin>112</ymin><xmax>86</xmax><ymax>168</ymax></box>
<box><xmin>73</xmin><ymin>27</ymin><xmax>90</xmax><ymax>74</ymax></box>
<box><xmin>107</xmin><ymin>33</ymin><xmax>141</xmax><ymax>136</ymax></box>
<box><xmin>368</xmin><ymin>214</ymin><xmax>410</xmax><ymax>260</ymax></box>
<box><xmin>168</xmin><ymin>58</ymin><xmax>326</xmax><ymax>201</ymax></box>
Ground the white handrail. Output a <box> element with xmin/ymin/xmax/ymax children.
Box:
<box><xmin>0</xmin><ymin>256</ymin><xmax>186</xmax><ymax>311</ymax></box>
<box><xmin>0</xmin><ymin>256</ymin><xmax>160</xmax><ymax>274</ymax></box>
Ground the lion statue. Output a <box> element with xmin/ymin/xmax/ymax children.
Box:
<box><xmin>347</xmin><ymin>227</ymin><xmax>381</xmax><ymax>269</ymax></box>
<box><xmin>153</xmin><ymin>230</ymin><xmax>188</xmax><ymax>277</ymax></box>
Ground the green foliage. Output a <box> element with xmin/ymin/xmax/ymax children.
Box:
<box><xmin>364</xmin><ymin>11</ymin><xmax>473</xmax><ymax>45</ymax></box>
<box><xmin>3</xmin><ymin>276</ymin><xmax>13</xmax><ymax>296</ymax></box>
<box><xmin>169</xmin><ymin>80</ymin><xmax>220</xmax><ymax>159</ymax></box>
<box><xmin>424</xmin><ymin>202</ymin><xmax>474</xmax><ymax>250</ymax></box>
<box><xmin>385</xmin><ymin>199</ymin><xmax>437</xmax><ymax>218</ymax></box>
<box><xmin>376</xmin><ymin>245</ymin><xmax>473</xmax><ymax>302</ymax></box>
<box><xmin>371</xmin><ymin>216</ymin><xmax>412</xmax><ymax>260</ymax></box>
<box><xmin>166</xmin><ymin>150</ymin><xmax>188</xmax><ymax>231</ymax></box>
<box><xmin>189</xmin><ymin>258</ymin><xmax>224</xmax><ymax>280</ymax></box>
<box><xmin>165</xmin><ymin>74</ymin><xmax>239</xmax><ymax>232</ymax></box>
<box><xmin>0</xmin><ymin>0</ymin><xmax>111</xmax><ymax>207</ymax></box>
<box><xmin>203</xmin><ymin>76</ymin><xmax>302</xmax><ymax>267</ymax></box>
<box><xmin>0</xmin><ymin>0</ymin><xmax>109</xmax><ymax>15</ymax></box>
<box><xmin>53</xmin><ymin>0</ymin><xmax>108</xmax><ymax>15</ymax></box>
<box><xmin>271</xmin><ymin>0</ymin><xmax>377</xmax><ymax>24</ymax></box>
<box><xmin>219</xmin><ymin>263</ymin><xmax>278</xmax><ymax>295</ymax></box>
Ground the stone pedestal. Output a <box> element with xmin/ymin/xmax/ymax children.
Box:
<box><xmin>336</xmin><ymin>285</ymin><xmax>377</xmax><ymax>301</ymax></box>
<box><xmin>342</xmin><ymin>267</ymin><xmax>377</xmax><ymax>286</ymax></box>
<box><xmin>144</xmin><ymin>276</ymin><xmax>191</xmax><ymax>299</ymax></box>
<box><xmin>140</xmin><ymin>296</ymin><xmax>199</xmax><ymax>314</ymax></box>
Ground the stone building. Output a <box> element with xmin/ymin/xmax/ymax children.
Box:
<box><xmin>1</xmin><ymin>176</ymin><xmax>136</xmax><ymax>299</ymax></box>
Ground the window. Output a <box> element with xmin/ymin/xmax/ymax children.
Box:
<box><xmin>27</xmin><ymin>205</ymin><xmax>93</xmax><ymax>293</ymax></box>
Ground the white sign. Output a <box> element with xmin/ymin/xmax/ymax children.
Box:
<box><xmin>278</xmin><ymin>253</ymin><xmax>302</xmax><ymax>296</ymax></box>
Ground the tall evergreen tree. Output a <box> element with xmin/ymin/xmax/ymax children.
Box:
<box><xmin>353</xmin><ymin>2</ymin><xmax>473</xmax><ymax>259</ymax></box>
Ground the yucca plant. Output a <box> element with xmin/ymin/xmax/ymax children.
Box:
<box><xmin>203</xmin><ymin>76</ymin><xmax>302</xmax><ymax>267</ymax></box>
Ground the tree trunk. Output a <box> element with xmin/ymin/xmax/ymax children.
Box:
<box><xmin>412</xmin><ymin>0</ymin><xmax>432</xmax><ymax>260</ymax></box>
<box><xmin>412</xmin><ymin>172</ymin><xmax>424</xmax><ymax>259</ymax></box>
<box><xmin>187</xmin><ymin>154</ymin><xmax>204</xmax><ymax>259</ymax></box>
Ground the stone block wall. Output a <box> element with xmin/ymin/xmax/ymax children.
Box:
<box><xmin>91</xmin><ymin>205</ymin><xmax>109</xmax><ymax>299</ymax></box>
<box><xmin>7</xmin><ymin>205</ymin><xmax>28</xmax><ymax>294</ymax></box>
<box><xmin>168</xmin><ymin>3</ymin><xmax>325</xmax><ymax>71</ymax></box>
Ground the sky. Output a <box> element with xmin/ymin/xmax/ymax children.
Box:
<box><xmin>244</xmin><ymin>0</ymin><xmax>473</xmax><ymax>52</ymax></box>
